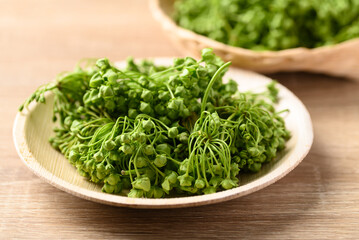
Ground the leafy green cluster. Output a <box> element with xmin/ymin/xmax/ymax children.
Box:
<box><xmin>20</xmin><ymin>49</ymin><xmax>289</xmax><ymax>197</ymax></box>
<box><xmin>173</xmin><ymin>0</ymin><xmax>359</xmax><ymax>50</ymax></box>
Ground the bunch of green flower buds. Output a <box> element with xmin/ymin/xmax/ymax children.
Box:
<box><xmin>20</xmin><ymin>48</ymin><xmax>290</xmax><ymax>198</ymax></box>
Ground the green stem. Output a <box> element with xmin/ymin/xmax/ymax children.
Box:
<box><xmin>200</xmin><ymin>62</ymin><xmax>231</xmax><ymax>114</ymax></box>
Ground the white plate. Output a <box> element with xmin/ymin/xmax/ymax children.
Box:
<box><xmin>13</xmin><ymin>58</ymin><xmax>313</xmax><ymax>208</ymax></box>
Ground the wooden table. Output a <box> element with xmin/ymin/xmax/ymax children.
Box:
<box><xmin>1</xmin><ymin>1</ymin><xmax>358</xmax><ymax>239</ymax></box>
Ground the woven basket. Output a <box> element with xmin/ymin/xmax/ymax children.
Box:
<box><xmin>149</xmin><ymin>0</ymin><xmax>359</xmax><ymax>79</ymax></box>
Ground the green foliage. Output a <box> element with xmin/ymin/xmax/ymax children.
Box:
<box><xmin>20</xmin><ymin>48</ymin><xmax>290</xmax><ymax>198</ymax></box>
<box><xmin>173</xmin><ymin>0</ymin><xmax>359</xmax><ymax>50</ymax></box>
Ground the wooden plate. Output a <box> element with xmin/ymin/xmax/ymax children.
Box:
<box><xmin>13</xmin><ymin>58</ymin><xmax>313</xmax><ymax>209</ymax></box>
<box><xmin>149</xmin><ymin>0</ymin><xmax>359</xmax><ymax>79</ymax></box>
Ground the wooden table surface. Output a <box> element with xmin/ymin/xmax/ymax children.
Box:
<box><xmin>1</xmin><ymin>1</ymin><xmax>359</xmax><ymax>239</ymax></box>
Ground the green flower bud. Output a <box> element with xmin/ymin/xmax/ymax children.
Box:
<box><xmin>152</xmin><ymin>186</ymin><xmax>164</xmax><ymax>198</ymax></box>
<box><xmin>232</xmin><ymin>156</ymin><xmax>241</xmax><ymax>163</ymax></box>
<box><xmin>180</xmin><ymin>68</ymin><xmax>190</xmax><ymax>78</ymax></box>
<box><xmin>173</xmin><ymin>57</ymin><xmax>184</xmax><ymax>66</ymax></box>
<box><xmin>68</xmin><ymin>150</ymin><xmax>80</xmax><ymax>164</ymax></box>
<box><xmin>155</xmin><ymin>104</ymin><xmax>166</xmax><ymax>115</ymax></box>
<box><xmin>159</xmin><ymin>116</ymin><xmax>171</xmax><ymax>126</ymax></box>
<box><xmin>174</xmin><ymin>86</ymin><xmax>187</xmax><ymax>97</ymax></box>
<box><xmin>104</xmin><ymin>100</ymin><xmax>115</xmax><ymax>111</ymax></box>
<box><xmin>128</xmin><ymin>108</ymin><xmax>138</xmax><ymax>119</ymax></box>
<box><xmin>114</xmin><ymin>135</ymin><xmax>122</xmax><ymax>145</ymax></box>
<box><xmin>239</xmin><ymin>150</ymin><xmax>248</xmax><ymax>159</ymax></box>
<box><xmin>96</xmin><ymin>170</ymin><xmax>107</xmax><ymax>180</ymax></box>
<box><xmin>179</xmin><ymin>159</ymin><xmax>190</xmax><ymax>174</ymax></box>
<box><xmin>131</xmin><ymin>132</ymin><xmax>139</xmax><ymax>141</ymax></box>
<box><xmin>142</xmin><ymin>119</ymin><xmax>154</xmax><ymax>132</ymax></box>
<box><xmin>184</xmin><ymin>57</ymin><xmax>196</xmax><ymax>66</ymax></box>
<box><xmin>96</xmin><ymin>162</ymin><xmax>106</xmax><ymax>178</ymax></box>
<box><xmin>166</xmin><ymin>171</ymin><xmax>178</xmax><ymax>184</ymax></box>
<box><xmin>138</xmin><ymin>132</ymin><xmax>147</xmax><ymax>143</ymax></box>
<box><xmin>94</xmin><ymin>151</ymin><xmax>104</xmax><ymax>162</ymax></box>
<box><xmin>128</xmin><ymin>100</ymin><xmax>140</xmax><ymax>109</ymax></box>
<box><xmin>140</xmin><ymin>101</ymin><xmax>153</xmax><ymax>115</ymax></box>
<box><xmin>258</xmin><ymin>154</ymin><xmax>266</xmax><ymax>163</ymax></box>
<box><xmin>248</xmin><ymin>147</ymin><xmax>261</xmax><ymax>157</ymax></box>
<box><xmin>141</xmin><ymin>89</ymin><xmax>153</xmax><ymax>103</ymax></box>
<box><xmin>190</xmin><ymin>84</ymin><xmax>201</xmax><ymax>97</ymax></box>
<box><xmin>103</xmin><ymin>140</ymin><xmax>116</xmax><ymax>151</ymax></box>
<box><xmin>128</xmin><ymin>189</ymin><xmax>144</xmax><ymax>198</ymax></box>
<box><xmin>239</xmin><ymin>159</ymin><xmax>247</xmax><ymax>168</ymax></box>
<box><xmin>89</xmin><ymin>73</ymin><xmax>103</xmax><ymax>88</ymax></box>
<box><xmin>161</xmin><ymin>179</ymin><xmax>171</xmax><ymax>193</ymax></box>
<box><xmin>121</xmin><ymin>144</ymin><xmax>134</xmax><ymax>155</ymax></box>
<box><xmin>158</xmin><ymin>91</ymin><xmax>170</xmax><ymax>101</ymax></box>
<box><xmin>132</xmin><ymin>176</ymin><xmax>151</xmax><ymax>192</ymax></box>
<box><xmin>143</xmin><ymin>145</ymin><xmax>154</xmax><ymax>155</ymax></box>
<box><xmin>64</xmin><ymin>116</ymin><xmax>73</xmax><ymax>127</ymax></box>
<box><xmin>103</xmin><ymin>69</ymin><xmax>118</xmax><ymax>84</ymax></box>
<box><xmin>168</xmin><ymin>75</ymin><xmax>179</xmax><ymax>87</ymax></box>
<box><xmin>96</xmin><ymin>58</ymin><xmax>110</xmax><ymax>70</ymax></box>
<box><xmin>154</xmin><ymin>154</ymin><xmax>167</xmax><ymax>168</ymax></box>
<box><xmin>144</xmin><ymin>168</ymin><xmax>156</xmax><ymax>181</ymax></box>
<box><xmin>201</xmin><ymin>48</ymin><xmax>214</xmax><ymax>61</ymax></box>
<box><xmin>230</xmin><ymin>163</ymin><xmax>240</xmax><ymax>177</ymax></box>
<box><xmin>168</xmin><ymin>98</ymin><xmax>183</xmax><ymax>111</ymax></box>
<box><xmin>157</xmin><ymin>134</ymin><xmax>168</xmax><ymax>143</ymax></box>
<box><xmin>70</xmin><ymin>120</ymin><xmax>82</xmax><ymax>133</ymax></box>
<box><xmin>138</xmin><ymin>76</ymin><xmax>149</xmax><ymax>87</ymax></box>
<box><xmin>89</xmin><ymin>89</ymin><xmax>100</xmax><ymax>103</ymax></box>
<box><xmin>267</xmin><ymin>147</ymin><xmax>277</xmax><ymax>159</ymax></box>
<box><xmin>105</xmin><ymin>164</ymin><xmax>115</xmax><ymax>175</ymax></box>
<box><xmin>83</xmin><ymin>159</ymin><xmax>95</xmax><ymax>172</ymax></box>
<box><xmin>195</xmin><ymin>179</ymin><xmax>206</xmax><ymax>189</ymax></box>
<box><xmin>120</xmin><ymin>133</ymin><xmax>131</xmax><ymax>144</ymax></box>
<box><xmin>209</xmin><ymin>176</ymin><xmax>223</xmax><ymax>188</ymax></box>
<box><xmin>225</xmin><ymin>79</ymin><xmax>238</xmax><ymax>93</ymax></box>
<box><xmin>105</xmin><ymin>173</ymin><xmax>121</xmax><ymax>185</ymax></box>
<box><xmin>102</xmin><ymin>183</ymin><xmax>115</xmax><ymax>193</ymax></box>
<box><xmin>168</xmin><ymin>127</ymin><xmax>178</xmax><ymax>138</ymax></box>
<box><xmin>167</xmin><ymin>109</ymin><xmax>178</xmax><ymax>120</ymax></box>
<box><xmin>203</xmin><ymin>186</ymin><xmax>217</xmax><ymax>194</ymax></box>
<box><xmin>128</xmin><ymin>89</ymin><xmax>140</xmax><ymax>99</ymax></box>
<box><xmin>83</xmin><ymin>91</ymin><xmax>91</xmax><ymax>104</ymax></box>
<box><xmin>99</xmin><ymin>85</ymin><xmax>114</xmax><ymax>98</ymax></box>
<box><xmin>248</xmin><ymin>162</ymin><xmax>262</xmax><ymax>172</ymax></box>
<box><xmin>109</xmin><ymin>151</ymin><xmax>121</xmax><ymax>161</ymax></box>
<box><xmin>91</xmin><ymin>175</ymin><xmax>100</xmax><ymax>184</ymax></box>
<box><xmin>180</xmin><ymin>108</ymin><xmax>191</xmax><ymax>117</ymax></box>
<box><xmin>135</xmin><ymin>156</ymin><xmax>148</xmax><ymax>168</ymax></box>
<box><xmin>178</xmin><ymin>174</ymin><xmax>194</xmax><ymax>187</ymax></box>
<box><xmin>77</xmin><ymin>169</ymin><xmax>89</xmax><ymax>177</ymax></box>
<box><xmin>278</xmin><ymin>137</ymin><xmax>285</xmax><ymax>150</ymax></box>
<box><xmin>177</xmin><ymin>132</ymin><xmax>189</xmax><ymax>143</ymax></box>
<box><xmin>113</xmin><ymin>182</ymin><xmax>123</xmax><ymax>194</ymax></box>
<box><xmin>212</xmin><ymin>164</ymin><xmax>223</xmax><ymax>175</ymax></box>
<box><xmin>221</xmin><ymin>178</ymin><xmax>238</xmax><ymax>190</ymax></box>
<box><xmin>156</xmin><ymin>143</ymin><xmax>171</xmax><ymax>156</ymax></box>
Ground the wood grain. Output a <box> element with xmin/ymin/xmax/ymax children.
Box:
<box><xmin>1</xmin><ymin>0</ymin><xmax>359</xmax><ymax>239</ymax></box>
